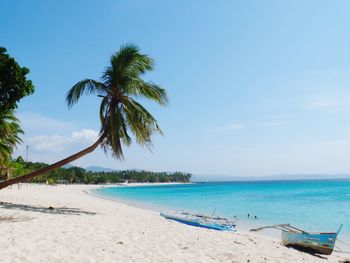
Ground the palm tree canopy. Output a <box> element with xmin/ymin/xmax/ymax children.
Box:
<box><xmin>66</xmin><ymin>44</ymin><xmax>168</xmax><ymax>159</ymax></box>
<box><xmin>0</xmin><ymin>110</ymin><xmax>23</xmax><ymax>167</ymax></box>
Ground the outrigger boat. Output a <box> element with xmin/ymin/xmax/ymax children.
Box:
<box><xmin>251</xmin><ymin>224</ymin><xmax>342</xmax><ymax>255</ymax></box>
<box><xmin>160</xmin><ymin>210</ymin><xmax>236</xmax><ymax>231</ymax></box>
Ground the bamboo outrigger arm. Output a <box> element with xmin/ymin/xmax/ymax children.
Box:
<box><xmin>250</xmin><ymin>224</ymin><xmax>307</xmax><ymax>233</ymax></box>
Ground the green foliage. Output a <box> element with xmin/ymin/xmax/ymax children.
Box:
<box><xmin>0</xmin><ymin>47</ymin><xmax>32</xmax><ymax>174</ymax></box>
<box><xmin>0</xmin><ymin>111</ymin><xmax>23</xmax><ymax>168</ymax></box>
<box><xmin>46</xmin><ymin>178</ymin><xmax>56</xmax><ymax>185</ymax></box>
<box><xmin>11</xmin><ymin>161</ymin><xmax>25</xmax><ymax>177</ymax></box>
<box><xmin>7</xmin><ymin>158</ymin><xmax>191</xmax><ymax>184</ymax></box>
<box><xmin>0</xmin><ymin>47</ymin><xmax>34</xmax><ymax>114</ymax></box>
<box><xmin>15</xmin><ymin>156</ymin><xmax>25</xmax><ymax>164</ymax></box>
<box><xmin>66</xmin><ymin>44</ymin><xmax>168</xmax><ymax>159</ymax></box>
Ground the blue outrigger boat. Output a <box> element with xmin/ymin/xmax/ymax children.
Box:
<box><xmin>251</xmin><ymin>224</ymin><xmax>342</xmax><ymax>255</ymax></box>
<box><xmin>160</xmin><ymin>211</ymin><xmax>236</xmax><ymax>231</ymax></box>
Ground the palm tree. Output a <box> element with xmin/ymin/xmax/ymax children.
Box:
<box><xmin>0</xmin><ymin>44</ymin><xmax>168</xmax><ymax>190</ymax></box>
<box><xmin>0</xmin><ymin>111</ymin><xmax>23</xmax><ymax>179</ymax></box>
<box><xmin>0</xmin><ymin>111</ymin><xmax>23</xmax><ymax>166</ymax></box>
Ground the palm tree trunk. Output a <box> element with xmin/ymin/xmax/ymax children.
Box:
<box><xmin>0</xmin><ymin>135</ymin><xmax>105</xmax><ymax>190</ymax></box>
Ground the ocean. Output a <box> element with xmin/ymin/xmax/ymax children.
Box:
<box><xmin>94</xmin><ymin>179</ymin><xmax>350</xmax><ymax>242</ymax></box>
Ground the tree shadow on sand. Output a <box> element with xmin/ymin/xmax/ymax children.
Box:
<box><xmin>0</xmin><ymin>214</ymin><xmax>33</xmax><ymax>223</ymax></box>
<box><xmin>0</xmin><ymin>202</ymin><xmax>96</xmax><ymax>216</ymax></box>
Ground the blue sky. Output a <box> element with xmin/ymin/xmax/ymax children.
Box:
<box><xmin>2</xmin><ymin>0</ymin><xmax>350</xmax><ymax>176</ymax></box>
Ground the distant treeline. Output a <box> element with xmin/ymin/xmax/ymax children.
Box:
<box><xmin>0</xmin><ymin>157</ymin><xmax>191</xmax><ymax>184</ymax></box>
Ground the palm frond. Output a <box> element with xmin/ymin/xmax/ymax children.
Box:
<box><xmin>99</xmin><ymin>97</ymin><xmax>109</xmax><ymax>125</ymax></box>
<box><xmin>102</xmin><ymin>44</ymin><xmax>154</xmax><ymax>91</ymax></box>
<box><xmin>125</xmin><ymin>80</ymin><xmax>168</xmax><ymax>105</ymax></box>
<box><xmin>118</xmin><ymin>107</ymin><xmax>132</xmax><ymax>146</ymax></box>
<box><xmin>121</xmin><ymin>97</ymin><xmax>163</xmax><ymax>147</ymax></box>
<box><xmin>66</xmin><ymin>79</ymin><xmax>107</xmax><ymax>108</ymax></box>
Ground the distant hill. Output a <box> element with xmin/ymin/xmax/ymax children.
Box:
<box><xmin>85</xmin><ymin>166</ymin><xmax>116</xmax><ymax>172</ymax></box>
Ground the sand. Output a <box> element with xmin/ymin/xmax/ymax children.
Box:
<box><xmin>0</xmin><ymin>184</ymin><xmax>348</xmax><ymax>263</ymax></box>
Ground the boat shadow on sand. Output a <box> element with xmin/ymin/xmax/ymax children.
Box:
<box><xmin>0</xmin><ymin>202</ymin><xmax>96</xmax><ymax>216</ymax></box>
<box><xmin>285</xmin><ymin>245</ymin><xmax>328</xmax><ymax>259</ymax></box>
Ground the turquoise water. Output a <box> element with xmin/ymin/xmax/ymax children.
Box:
<box><xmin>94</xmin><ymin>180</ymin><xmax>350</xmax><ymax>241</ymax></box>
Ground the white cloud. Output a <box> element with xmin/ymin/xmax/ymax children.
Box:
<box><xmin>258</xmin><ymin>120</ymin><xmax>291</xmax><ymax>127</ymax></box>
<box><xmin>211</xmin><ymin>123</ymin><xmax>244</xmax><ymax>133</ymax></box>
<box><xmin>72</xmin><ymin>129</ymin><xmax>99</xmax><ymax>141</ymax></box>
<box><xmin>13</xmin><ymin>112</ymin><xmax>105</xmax><ymax>167</ymax></box>
<box><xmin>29</xmin><ymin>129</ymin><xmax>99</xmax><ymax>153</ymax></box>
<box><xmin>309</xmin><ymin>97</ymin><xmax>339</xmax><ymax>109</ymax></box>
<box><xmin>227</xmin><ymin>123</ymin><xmax>244</xmax><ymax>131</ymax></box>
<box><xmin>31</xmin><ymin>135</ymin><xmax>72</xmax><ymax>152</ymax></box>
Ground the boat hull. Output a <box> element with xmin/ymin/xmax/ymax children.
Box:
<box><xmin>281</xmin><ymin>231</ymin><xmax>337</xmax><ymax>255</ymax></box>
<box><xmin>160</xmin><ymin>212</ymin><xmax>235</xmax><ymax>231</ymax></box>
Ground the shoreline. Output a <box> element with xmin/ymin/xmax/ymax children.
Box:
<box><xmin>93</xmin><ymin>181</ymin><xmax>350</xmax><ymax>245</ymax></box>
<box><xmin>87</xmin><ymin>184</ymin><xmax>282</xmax><ymax>242</ymax></box>
<box><xmin>0</xmin><ymin>183</ymin><xmax>348</xmax><ymax>262</ymax></box>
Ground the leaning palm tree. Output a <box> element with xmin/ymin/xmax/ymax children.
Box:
<box><xmin>0</xmin><ymin>44</ymin><xmax>168</xmax><ymax>190</ymax></box>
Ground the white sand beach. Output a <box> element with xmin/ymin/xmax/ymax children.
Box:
<box><xmin>0</xmin><ymin>184</ymin><xmax>348</xmax><ymax>263</ymax></box>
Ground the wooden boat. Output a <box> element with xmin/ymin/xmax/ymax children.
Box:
<box><xmin>160</xmin><ymin>211</ymin><xmax>236</xmax><ymax>231</ymax></box>
<box><xmin>251</xmin><ymin>224</ymin><xmax>342</xmax><ymax>255</ymax></box>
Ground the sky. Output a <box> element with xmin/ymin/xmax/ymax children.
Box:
<box><xmin>2</xmin><ymin>0</ymin><xmax>350</xmax><ymax>177</ymax></box>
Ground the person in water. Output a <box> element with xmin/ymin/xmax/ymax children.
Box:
<box><xmin>247</xmin><ymin>213</ymin><xmax>258</xmax><ymax>219</ymax></box>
